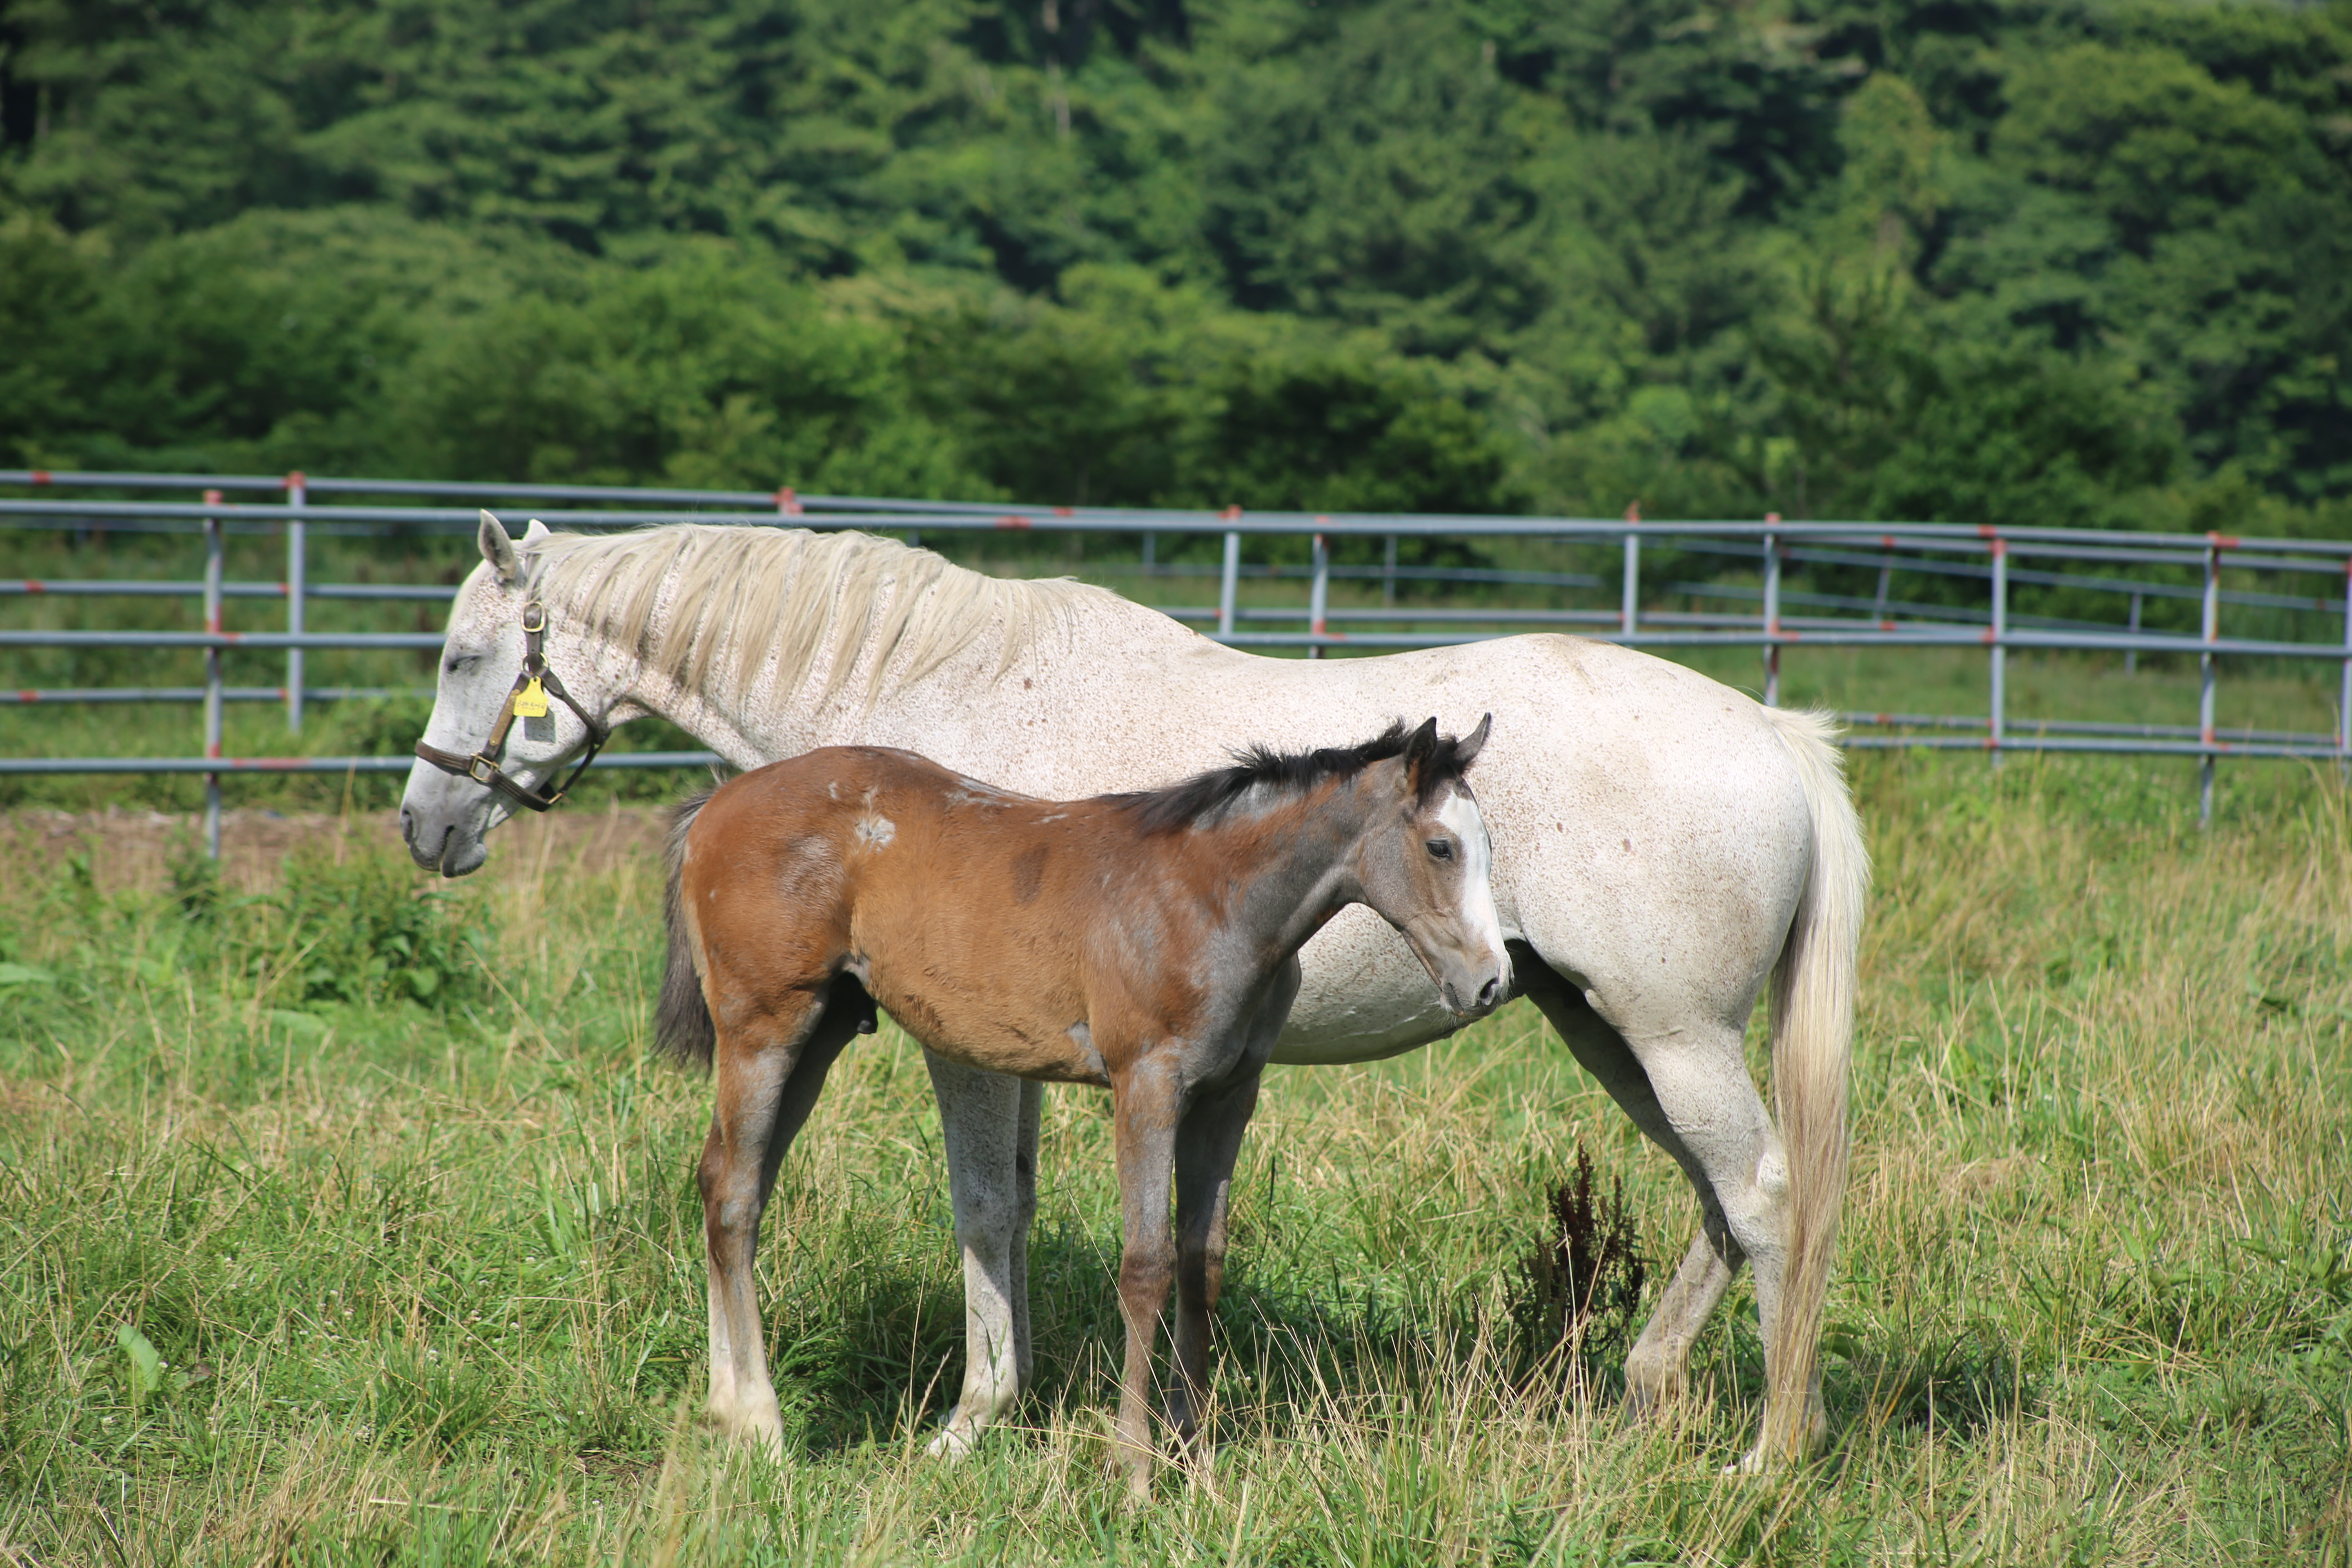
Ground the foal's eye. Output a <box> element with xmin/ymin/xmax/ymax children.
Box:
<box><xmin>445</xmin><ymin>654</ymin><xmax>481</xmax><ymax>676</ymax></box>
<box><xmin>1425</xmin><ymin>839</ymin><xmax>1454</xmax><ymax>861</ymax></box>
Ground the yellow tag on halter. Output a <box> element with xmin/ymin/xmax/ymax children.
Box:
<box><xmin>513</xmin><ymin>678</ymin><xmax>549</xmax><ymax>719</ymax></box>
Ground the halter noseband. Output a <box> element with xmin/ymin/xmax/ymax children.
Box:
<box><xmin>414</xmin><ymin>600</ymin><xmax>608</xmax><ymax>813</ymax></box>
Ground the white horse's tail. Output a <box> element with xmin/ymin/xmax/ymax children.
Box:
<box><xmin>1757</xmin><ymin>706</ymin><xmax>1870</xmax><ymax>1462</ymax></box>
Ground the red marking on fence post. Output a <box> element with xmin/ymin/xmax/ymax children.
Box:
<box><xmin>775</xmin><ymin>487</ymin><xmax>801</xmax><ymax>517</ymax></box>
<box><xmin>996</xmin><ymin>515</ymin><xmax>1033</xmax><ymax>530</ymax></box>
<box><xmin>29</xmin><ymin>471</ymin><xmax>51</xmax><ymax>486</ymax></box>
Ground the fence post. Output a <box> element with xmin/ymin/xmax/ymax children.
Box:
<box><xmin>1308</xmin><ymin>526</ymin><xmax>1330</xmax><ymax>659</ymax></box>
<box><xmin>1218</xmin><ymin>512</ymin><xmax>1241</xmax><ymax>639</ymax></box>
<box><xmin>1989</xmin><ymin>535</ymin><xmax>2007</xmax><ymax>765</ymax></box>
<box><xmin>2125</xmin><ymin>590</ymin><xmax>2143</xmax><ymax>676</ymax></box>
<box><xmin>1621</xmin><ymin>503</ymin><xmax>1640</xmax><ymax>637</ymax></box>
<box><xmin>203</xmin><ymin>490</ymin><xmax>224</xmax><ymax>860</ymax></box>
<box><xmin>1761</xmin><ymin>515</ymin><xmax>1781</xmax><ymax>707</ymax></box>
<box><xmin>1143</xmin><ymin>532</ymin><xmax>1156</xmax><ymax>573</ymax></box>
<box><xmin>2201</xmin><ymin>535</ymin><xmax>2221</xmax><ymax>827</ymax></box>
<box><xmin>284</xmin><ymin>470</ymin><xmax>305</xmax><ymax>733</ymax></box>
<box><xmin>1383</xmin><ymin>533</ymin><xmax>1397</xmax><ymax>606</ymax></box>
<box><xmin>2338</xmin><ymin>558</ymin><xmax>2350</xmax><ymax>768</ymax></box>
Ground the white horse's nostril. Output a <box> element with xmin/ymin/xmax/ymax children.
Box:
<box><xmin>1476</xmin><ymin>977</ymin><xmax>1500</xmax><ymax>1010</ymax></box>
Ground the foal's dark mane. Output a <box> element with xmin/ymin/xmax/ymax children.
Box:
<box><xmin>1108</xmin><ymin>720</ymin><xmax>1475</xmax><ymax>836</ymax></box>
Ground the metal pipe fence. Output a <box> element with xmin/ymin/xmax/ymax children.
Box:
<box><xmin>6</xmin><ymin>469</ymin><xmax>2350</xmax><ymax>840</ymax></box>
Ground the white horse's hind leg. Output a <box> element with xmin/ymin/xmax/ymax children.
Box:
<box><xmin>1622</xmin><ymin>1228</ymin><xmax>1741</xmax><ymax>1415</ymax></box>
<box><xmin>1626</xmin><ymin>1019</ymin><xmax>1812</xmax><ymax>1470</ymax></box>
<box><xmin>924</xmin><ymin>1056</ymin><xmax>1039</xmax><ymax>1457</ymax></box>
<box><xmin>1517</xmin><ymin>963</ymin><xmax>1744</xmax><ymax>1415</ymax></box>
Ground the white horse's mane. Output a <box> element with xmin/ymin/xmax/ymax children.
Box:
<box><xmin>526</xmin><ymin>523</ymin><xmax>1115</xmax><ymax>709</ymax></box>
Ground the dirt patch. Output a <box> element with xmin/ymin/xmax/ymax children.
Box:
<box><xmin>2</xmin><ymin>804</ymin><xmax>670</xmax><ymax>897</ymax></box>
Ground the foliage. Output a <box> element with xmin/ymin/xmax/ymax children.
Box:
<box><xmin>269</xmin><ymin>836</ymin><xmax>496</xmax><ymax>1007</ymax></box>
<box><xmin>0</xmin><ymin>0</ymin><xmax>2347</xmax><ymax>528</ymax></box>
<box><xmin>1511</xmin><ymin>1144</ymin><xmax>1649</xmax><ymax>1373</ymax></box>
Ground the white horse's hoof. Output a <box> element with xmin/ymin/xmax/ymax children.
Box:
<box><xmin>927</xmin><ymin>1423</ymin><xmax>979</xmax><ymax>1460</ymax></box>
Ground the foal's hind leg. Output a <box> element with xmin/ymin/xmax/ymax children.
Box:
<box><xmin>700</xmin><ymin>981</ymin><xmax>864</xmax><ymax>1452</ymax></box>
<box><xmin>923</xmin><ymin>1058</ymin><xmax>1043</xmax><ymax>1458</ymax></box>
<box><xmin>1517</xmin><ymin>960</ymin><xmax>1744</xmax><ymax>1417</ymax></box>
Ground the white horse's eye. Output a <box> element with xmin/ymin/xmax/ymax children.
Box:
<box><xmin>445</xmin><ymin>654</ymin><xmax>482</xmax><ymax>675</ymax></box>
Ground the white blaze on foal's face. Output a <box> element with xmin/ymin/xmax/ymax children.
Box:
<box><xmin>1437</xmin><ymin>784</ymin><xmax>1511</xmax><ymax>987</ymax></box>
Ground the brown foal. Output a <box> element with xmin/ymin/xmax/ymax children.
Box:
<box><xmin>657</xmin><ymin>717</ymin><xmax>1508</xmax><ymax>1492</ymax></box>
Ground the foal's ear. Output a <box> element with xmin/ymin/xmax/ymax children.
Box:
<box><xmin>478</xmin><ymin>510</ymin><xmax>521</xmax><ymax>583</ymax></box>
<box><xmin>1454</xmin><ymin>713</ymin><xmax>1493</xmax><ymax>768</ymax></box>
<box><xmin>1402</xmin><ymin>715</ymin><xmax>1441</xmax><ymax>791</ymax></box>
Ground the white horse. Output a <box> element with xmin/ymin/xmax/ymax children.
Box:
<box><xmin>400</xmin><ymin>515</ymin><xmax>1867</xmax><ymax>1470</ymax></box>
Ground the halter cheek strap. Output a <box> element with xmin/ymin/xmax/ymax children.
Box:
<box><xmin>414</xmin><ymin>601</ymin><xmax>609</xmax><ymax>813</ymax></box>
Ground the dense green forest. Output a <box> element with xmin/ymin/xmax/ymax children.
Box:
<box><xmin>1</xmin><ymin>0</ymin><xmax>2348</xmax><ymax>530</ymax></box>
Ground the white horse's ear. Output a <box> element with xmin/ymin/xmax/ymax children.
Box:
<box><xmin>478</xmin><ymin>511</ymin><xmax>520</xmax><ymax>582</ymax></box>
<box><xmin>1455</xmin><ymin>713</ymin><xmax>1493</xmax><ymax>768</ymax></box>
<box><xmin>522</xmin><ymin>518</ymin><xmax>552</xmax><ymax>543</ymax></box>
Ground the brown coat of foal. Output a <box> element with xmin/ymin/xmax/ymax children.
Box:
<box><xmin>657</xmin><ymin>716</ymin><xmax>1508</xmax><ymax>1493</ymax></box>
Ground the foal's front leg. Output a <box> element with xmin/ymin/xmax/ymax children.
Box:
<box><xmin>700</xmin><ymin>982</ymin><xmax>863</xmax><ymax>1452</ymax></box>
<box><xmin>1109</xmin><ymin>1062</ymin><xmax>1182</xmax><ymax>1500</ymax></box>
<box><xmin>1168</xmin><ymin>1068</ymin><xmax>1261</xmax><ymax>1456</ymax></box>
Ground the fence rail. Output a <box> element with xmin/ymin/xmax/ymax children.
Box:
<box><xmin>6</xmin><ymin>468</ymin><xmax>2349</xmax><ymax>849</ymax></box>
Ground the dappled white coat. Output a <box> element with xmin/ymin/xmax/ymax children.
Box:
<box><xmin>401</xmin><ymin>518</ymin><xmax>1866</xmax><ymax>1470</ymax></box>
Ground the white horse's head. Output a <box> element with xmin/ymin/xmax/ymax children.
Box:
<box><xmin>400</xmin><ymin>512</ymin><xmax>604</xmax><ymax>876</ymax></box>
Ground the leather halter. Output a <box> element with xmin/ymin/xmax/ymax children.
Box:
<box><xmin>414</xmin><ymin>601</ymin><xmax>608</xmax><ymax>813</ymax></box>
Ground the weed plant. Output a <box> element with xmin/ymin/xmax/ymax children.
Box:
<box><xmin>0</xmin><ymin>751</ymin><xmax>2348</xmax><ymax>1564</ymax></box>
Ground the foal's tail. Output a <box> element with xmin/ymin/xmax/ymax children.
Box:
<box><xmin>655</xmin><ymin>786</ymin><xmax>719</xmax><ymax>1071</ymax></box>
<box><xmin>1757</xmin><ymin>706</ymin><xmax>1870</xmax><ymax>1464</ymax></box>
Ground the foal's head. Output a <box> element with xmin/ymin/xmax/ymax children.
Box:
<box><xmin>1128</xmin><ymin>716</ymin><xmax>1510</xmax><ymax>1019</ymax></box>
<box><xmin>1353</xmin><ymin>715</ymin><xmax>1510</xmax><ymax>1018</ymax></box>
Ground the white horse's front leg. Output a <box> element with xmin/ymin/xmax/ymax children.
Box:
<box><xmin>923</xmin><ymin>1054</ymin><xmax>1041</xmax><ymax>1457</ymax></box>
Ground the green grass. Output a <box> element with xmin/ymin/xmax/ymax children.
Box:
<box><xmin>1</xmin><ymin>746</ymin><xmax>2347</xmax><ymax>1564</ymax></box>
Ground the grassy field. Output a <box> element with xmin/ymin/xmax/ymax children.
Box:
<box><xmin>0</xmin><ymin>738</ymin><xmax>2346</xmax><ymax>1564</ymax></box>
